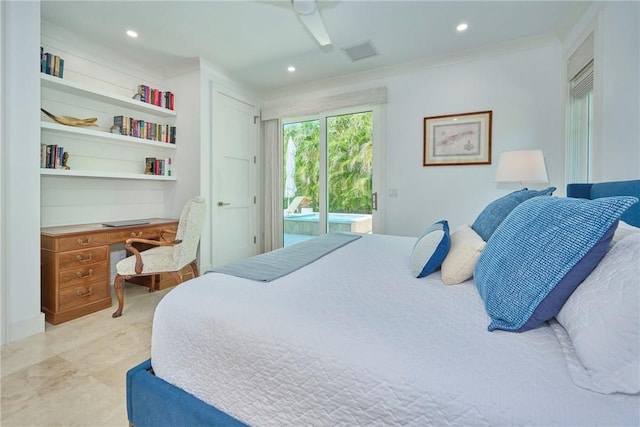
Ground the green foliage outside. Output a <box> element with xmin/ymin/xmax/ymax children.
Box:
<box><xmin>283</xmin><ymin>111</ymin><xmax>372</xmax><ymax>214</ymax></box>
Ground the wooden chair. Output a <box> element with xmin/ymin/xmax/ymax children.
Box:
<box><xmin>112</xmin><ymin>197</ymin><xmax>206</xmax><ymax>317</ymax></box>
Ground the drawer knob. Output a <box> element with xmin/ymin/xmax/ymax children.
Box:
<box><xmin>76</xmin><ymin>253</ymin><xmax>93</xmax><ymax>263</ymax></box>
<box><xmin>76</xmin><ymin>237</ymin><xmax>93</xmax><ymax>246</ymax></box>
<box><xmin>76</xmin><ymin>269</ymin><xmax>93</xmax><ymax>279</ymax></box>
<box><xmin>76</xmin><ymin>286</ymin><xmax>94</xmax><ymax>298</ymax></box>
<box><xmin>131</xmin><ymin>231</ymin><xmax>143</xmax><ymax>238</ymax></box>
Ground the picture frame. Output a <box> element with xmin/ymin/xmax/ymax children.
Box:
<box><xmin>423</xmin><ymin>110</ymin><xmax>492</xmax><ymax>166</ymax></box>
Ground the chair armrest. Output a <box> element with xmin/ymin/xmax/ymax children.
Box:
<box><xmin>160</xmin><ymin>229</ymin><xmax>179</xmax><ymax>243</ymax></box>
<box><xmin>124</xmin><ymin>238</ymin><xmax>175</xmax><ymax>274</ymax></box>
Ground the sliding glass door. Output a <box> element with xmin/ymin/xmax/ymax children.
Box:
<box><xmin>283</xmin><ymin>108</ymin><xmax>380</xmax><ymax>246</ymax></box>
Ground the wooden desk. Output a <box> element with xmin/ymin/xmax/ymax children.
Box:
<box><xmin>41</xmin><ymin>218</ymin><xmax>179</xmax><ymax>325</ymax></box>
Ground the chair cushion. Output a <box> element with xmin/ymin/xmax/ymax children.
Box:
<box><xmin>116</xmin><ymin>246</ymin><xmax>177</xmax><ymax>275</ymax></box>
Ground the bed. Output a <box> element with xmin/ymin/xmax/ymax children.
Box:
<box><xmin>127</xmin><ymin>180</ymin><xmax>640</xmax><ymax>427</ymax></box>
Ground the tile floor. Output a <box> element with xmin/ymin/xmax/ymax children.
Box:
<box><xmin>1</xmin><ymin>284</ymin><xmax>170</xmax><ymax>427</ymax></box>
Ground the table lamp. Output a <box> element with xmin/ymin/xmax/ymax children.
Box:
<box><xmin>495</xmin><ymin>150</ymin><xmax>549</xmax><ymax>189</ymax></box>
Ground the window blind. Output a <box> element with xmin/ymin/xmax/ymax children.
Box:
<box><xmin>570</xmin><ymin>61</ymin><xmax>594</xmax><ymax>99</ymax></box>
<box><xmin>567</xmin><ymin>33</ymin><xmax>594</xmax><ymax>81</ymax></box>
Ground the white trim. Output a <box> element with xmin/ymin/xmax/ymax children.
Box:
<box><xmin>263</xmin><ymin>33</ymin><xmax>558</xmax><ymax>99</ymax></box>
<box><xmin>590</xmin><ymin>11</ymin><xmax>604</xmax><ymax>181</ymax></box>
<box><xmin>0</xmin><ymin>0</ymin><xmax>7</xmax><ymax>345</ymax></box>
<box><xmin>8</xmin><ymin>313</ymin><xmax>46</xmax><ymax>343</ymax></box>
<box><xmin>3</xmin><ymin>0</ymin><xmax>45</xmax><ymax>344</ymax></box>
<box><xmin>262</xmin><ymin>87</ymin><xmax>387</xmax><ymax>121</ymax></box>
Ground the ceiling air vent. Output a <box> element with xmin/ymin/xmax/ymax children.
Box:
<box><xmin>343</xmin><ymin>41</ymin><xmax>378</xmax><ymax>62</ymax></box>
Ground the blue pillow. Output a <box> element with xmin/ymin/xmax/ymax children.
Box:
<box><xmin>474</xmin><ymin>195</ymin><xmax>639</xmax><ymax>332</ymax></box>
<box><xmin>411</xmin><ymin>220</ymin><xmax>450</xmax><ymax>278</ymax></box>
<box><xmin>471</xmin><ymin>187</ymin><xmax>556</xmax><ymax>241</ymax></box>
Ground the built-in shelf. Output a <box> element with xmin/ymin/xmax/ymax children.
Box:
<box><xmin>41</xmin><ymin>121</ymin><xmax>177</xmax><ymax>150</ymax></box>
<box><xmin>41</xmin><ymin>73</ymin><xmax>177</xmax><ymax>118</ymax></box>
<box><xmin>41</xmin><ymin>73</ymin><xmax>178</xmax><ymax>182</ymax></box>
<box><xmin>40</xmin><ymin>168</ymin><xmax>176</xmax><ymax>181</ymax></box>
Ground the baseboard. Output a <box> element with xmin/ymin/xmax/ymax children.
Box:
<box><xmin>9</xmin><ymin>312</ymin><xmax>45</xmax><ymax>343</ymax></box>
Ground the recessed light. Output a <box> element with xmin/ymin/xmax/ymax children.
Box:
<box><xmin>126</xmin><ymin>30</ymin><xmax>138</xmax><ymax>38</ymax></box>
<box><xmin>456</xmin><ymin>23</ymin><xmax>468</xmax><ymax>32</ymax></box>
<box><xmin>287</xmin><ymin>66</ymin><xmax>296</xmax><ymax>72</ymax></box>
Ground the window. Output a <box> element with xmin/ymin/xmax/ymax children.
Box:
<box><xmin>567</xmin><ymin>61</ymin><xmax>594</xmax><ymax>183</ymax></box>
<box><xmin>566</xmin><ymin>33</ymin><xmax>594</xmax><ymax>183</ymax></box>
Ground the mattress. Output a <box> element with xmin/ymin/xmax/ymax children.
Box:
<box><xmin>151</xmin><ymin>233</ymin><xmax>639</xmax><ymax>426</ymax></box>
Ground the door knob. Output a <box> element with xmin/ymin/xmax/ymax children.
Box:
<box><xmin>217</xmin><ymin>201</ymin><xmax>230</xmax><ymax>206</ymax></box>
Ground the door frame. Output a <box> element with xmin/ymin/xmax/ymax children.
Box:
<box><xmin>201</xmin><ymin>82</ymin><xmax>260</xmax><ymax>270</ymax></box>
<box><xmin>282</xmin><ymin>104</ymin><xmax>386</xmax><ymax>236</ymax></box>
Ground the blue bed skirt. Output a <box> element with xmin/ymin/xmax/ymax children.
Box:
<box><xmin>127</xmin><ymin>359</ymin><xmax>246</xmax><ymax>427</ymax></box>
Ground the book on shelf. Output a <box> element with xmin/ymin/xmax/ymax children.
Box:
<box><xmin>136</xmin><ymin>84</ymin><xmax>174</xmax><ymax>110</ymax></box>
<box><xmin>40</xmin><ymin>47</ymin><xmax>64</xmax><ymax>78</ymax></box>
<box><xmin>41</xmin><ymin>144</ymin><xmax>66</xmax><ymax>169</ymax></box>
<box><xmin>144</xmin><ymin>157</ymin><xmax>172</xmax><ymax>176</ymax></box>
<box><xmin>114</xmin><ymin>116</ymin><xmax>176</xmax><ymax>144</ymax></box>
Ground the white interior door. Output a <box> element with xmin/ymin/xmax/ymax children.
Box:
<box><xmin>211</xmin><ymin>91</ymin><xmax>258</xmax><ymax>267</ymax></box>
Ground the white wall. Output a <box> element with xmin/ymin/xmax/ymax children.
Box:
<box><xmin>382</xmin><ymin>45</ymin><xmax>563</xmax><ymax>236</ymax></box>
<box><xmin>264</xmin><ymin>43</ymin><xmax>563</xmax><ymax>237</ymax></box>
<box><xmin>1</xmin><ymin>1</ymin><xmax>45</xmax><ymax>344</ymax></box>
<box><xmin>598</xmin><ymin>2</ymin><xmax>640</xmax><ymax>180</ymax></box>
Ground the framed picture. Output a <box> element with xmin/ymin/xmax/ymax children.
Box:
<box><xmin>423</xmin><ymin>110</ymin><xmax>492</xmax><ymax>166</ymax></box>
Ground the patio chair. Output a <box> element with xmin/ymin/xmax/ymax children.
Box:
<box><xmin>284</xmin><ymin>196</ymin><xmax>306</xmax><ymax>215</ymax></box>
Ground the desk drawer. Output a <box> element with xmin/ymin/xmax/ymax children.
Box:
<box><xmin>58</xmin><ymin>247</ymin><xmax>109</xmax><ymax>270</ymax></box>
<box><xmin>57</xmin><ymin>233</ymin><xmax>109</xmax><ymax>251</ymax></box>
<box><xmin>109</xmin><ymin>227</ymin><xmax>160</xmax><ymax>243</ymax></box>
<box><xmin>59</xmin><ymin>283</ymin><xmax>110</xmax><ymax>312</ymax></box>
<box><xmin>59</xmin><ymin>262</ymin><xmax>108</xmax><ymax>289</ymax></box>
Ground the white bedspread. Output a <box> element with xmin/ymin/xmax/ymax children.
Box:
<box><xmin>151</xmin><ymin>234</ymin><xmax>639</xmax><ymax>426</ymax></box>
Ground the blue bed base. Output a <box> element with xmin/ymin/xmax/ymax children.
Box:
<box><xmin>127</xmin><ymin>359</ymin><xmax>246</xmax><ymax>427</ymax></box>
<box><xmin>127</xmin><ymin>180</ymin><xmax>640</xmax><ymax>426</ymax></box>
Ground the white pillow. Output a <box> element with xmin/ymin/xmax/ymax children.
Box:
<box><xmin>441</xmin><ymin>225</ymin><xmax>485</xmax><ymax>285</ymax></box>
<box><xmin>555</xmin><ymin>233</ymin><xmax>640</xmax><ymax>394</ymax></box>
<box><xmin>612</xmin><ymin>220</ymin><xmax>640</xmax><ymax>246</ymax></box>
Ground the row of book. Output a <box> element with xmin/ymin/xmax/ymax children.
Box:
<box><xmin>41</xmin><ymin>47</ymin><xmax>64</xmax><ymax>78</ymax></box>
<box><xmin>40</xmin><ymin>144</ymin><xmax>66</xmax><ymax>169</ymax></box>
<box><xmin>137</xmin><ymin>85</ymin><xmax>174</xmax><ymax>110</ymax></box>
<box><xmin>145</xmin><ymin>157</ymin><xmax>172</xmax><ymax>176</ymax></box>
<box><xmin>113</xmin><ymin>116</ymin><xmax>176</xmax><ymax>144</ymax></box>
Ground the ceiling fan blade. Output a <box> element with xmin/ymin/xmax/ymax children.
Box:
<box><xmin>299</xmin><ymin>9</ymin><xmax>331</xmax><ymax>46</ymax></box>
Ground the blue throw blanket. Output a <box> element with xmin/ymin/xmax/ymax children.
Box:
<box><xmin>209</xmin><ymin>232</ymin><xmax>362</xmax><ymax>282</ymax></box>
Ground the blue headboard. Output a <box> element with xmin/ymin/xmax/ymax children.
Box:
<box><xmin>567</xmin><ymin>179</ymin><xmax>640</xmax><ymax>227</ymax></box>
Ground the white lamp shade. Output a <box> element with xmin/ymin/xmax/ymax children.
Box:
<box><xmin>495</xmin><ymin>150</ymin><xmax>549</xmax><ymax>184</ymax></box>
